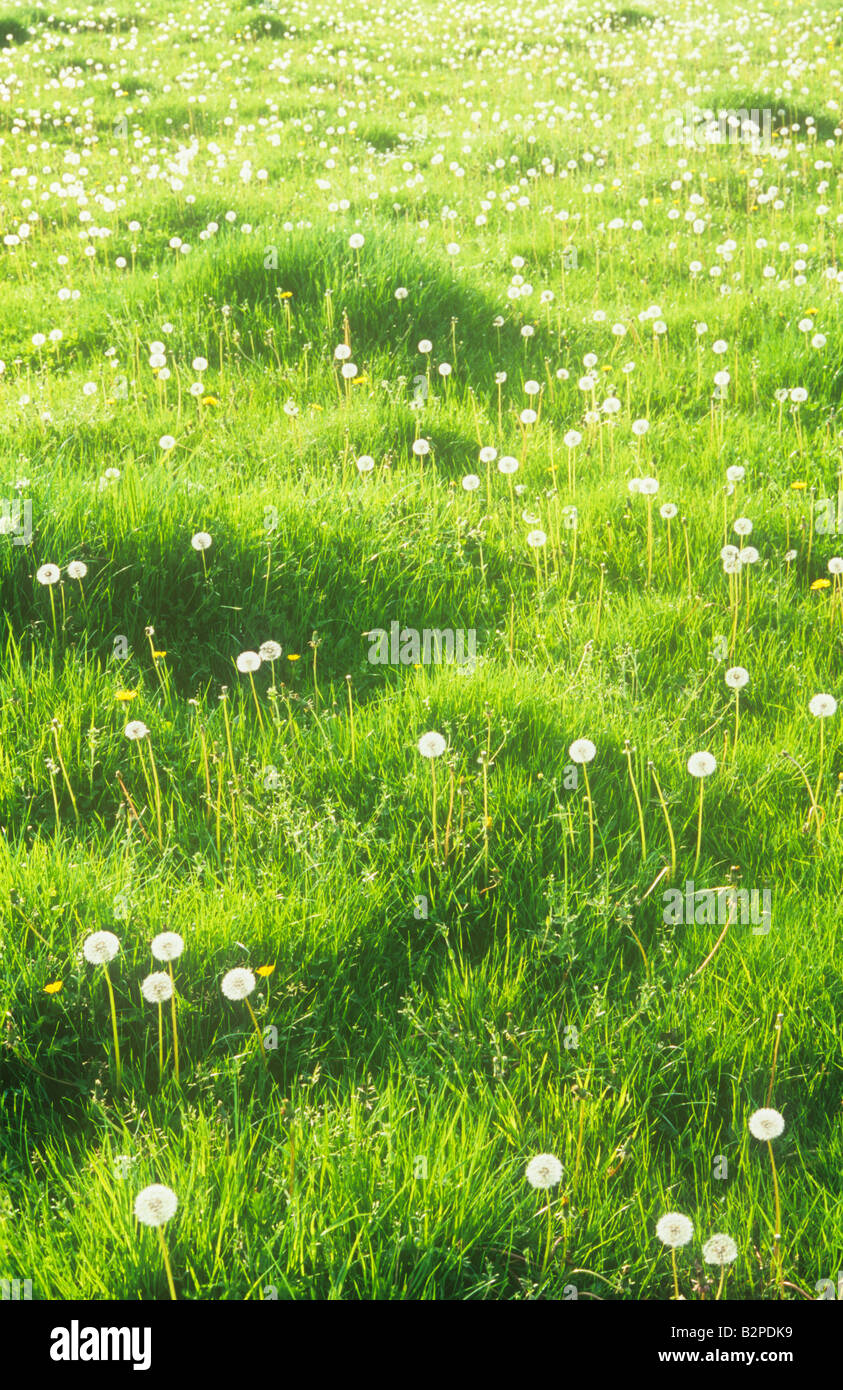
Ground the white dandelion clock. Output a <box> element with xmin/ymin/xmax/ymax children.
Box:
<box><xmin>569</xmin><ymin>741</ymin><xmax>596</xmax><ymax>864</ymax></box>
<box><xmin>150</xmin><ymin>935</ymin><xmax>183</xmax><ymax>1082</ymax></box>
<box><xmin>687</xmin><ymin>753</ymin><xmax>716</xmax><ymax>874</ymax></box>
<box><xmin>83</xmin><ymin>933</ymin><xmax>122</xmax><ymax>1084</ymax></box>
<box><xmin>142</xmin><ymin>972</ymin><xmax>175</xmax><ymax>1081</ymax></box>
<box><xmin>134</xmin><ymin>1185</ymin><xmax>179</xmax><ymax>1300</ymax></box>
<box><xmin>151</xmin><ymin>932</ymin><xmax>184</xmax><ymax>963</ymax></box>
<box><xmin>748</xmin><ymin>1108</ymin><xmax>786</xmax><ymax>1291</ymax></box>
<box><xmin>656</xmin><ymin>1211</ymin><xmax>694</xmax><ymax>1301</ymax></box>
<box><xmin>135</xmin><ymin>1184</ymin><xmax>178</xmax><ymax>1227</ymax></box>
<box><xmin>807</xmin><ymin>696</ymin><xmax>837</xmax><ymax>830</ymax></box>
<box><xmin>748</xmin><ymin>1108</ymin><xmax>785</xmax><ymax>1141</ymax></box>
<box><xmin>656</xmin><ymin>1212</ymin><xmax>694</xmax><ymax>1248</ymax></box>
<box><xmin>703</xmin><ymin>1233</ymin><xmax>738</xmax><ymax>1265</ymax></box>
<box><xmin>142</xmin><ymin>971</ymin><xmax>173</xmax><ymax>1004</ymax></box>
<box><xmin>124</xmin><ymin>720</ymin><xmax>149</xmax><ymax>741</ymax></box>
<box><xmin>418</xmin><ymin>732</ymin><xmax>447</xmax><ymax>858</ymax></box>
<box><xmin>191</xmin><ymin>531</ymin><xmax>212</xmax><ymax>551</ymax></box>
<box><xmin>526</xmin><ymin>1153</ymin><xmax>564</xmax><ymax>1271</ymax></box>
<box><xmin>221</xmin><ymin>968</ymin><xmax>267</xmax><ymax>1069</ymax></box>
<box><xmin>809</xmin><ymin>693</ymin><xmax>837</xmax><ymax>718</ymax></box>
<box><xmin>703</xmin><ymin>1232</ymin><xmax>738</xmax><ymax>1298</ymax></box>
<box><xmin>236</xmin><ymin>651</ymin><xmax>262</xmax><ymax>673</ymax></box>
<box><xmin>687</xmin><ymin>752</ymin><xmax>716</xmax><ymax>778</ymax></box>
<box><xmin>36</xmin><ymin>563</ymin><xmax>61</xmax><ymax>585</ymax></box>
<box><xmin>83</xmin><ymin>931</ymin><xmax>120</xmax><ymax>965</ymax></box>
<box><xmin>66</xmin><ymin>561</ymin><xmax>88</xmax><ymax>581</ymax></box>
<box><xmin>417</xmin><ymin>732</ymin><xmax>446</xmax><ymax>759</ymax></box>
<box><xmin>525</xmin><ymin>1153</ymin><xmax>563</xmax><ymax>1189</ymax></box>
<box><xmin>221</xmin><ymin>967</ymin><xmax>256</xmax><ymax>1000</ymax></box>
<box><xmin>568</xmin><ymin>739</ymin><xmax>596</xmax><ymax>764</ymax></box>
<box><xmin>236</xmin><ymin>652</ymin><xmax>265</xmax><ymax>732</ymax></box>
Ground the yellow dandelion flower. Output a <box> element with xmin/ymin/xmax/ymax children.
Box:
<box><xmin>811</xmin><ymin>578</ymin><xmax>831</xmax><ymax>590</ymax></box>
<box><xmin>202</xmin><ymin>395</ymin><xmax>220</xmax><ymax>406</ymax></box>
<box><xmin>256</xmin><ymin>964</ymin><xmax>275</xmax><ymax>977</ymax></box>
<box><xmin>152</xmin><ymin>650</ymin><xmax>167</xmax><ymax>659</ymax></box>
<box><xmin>279</xmin><ymin>291</ymin><xmax>293</xmax><ymax>299</ymax></box>
<box><xmin>115</xmin><ymin>690</ymin><xmax>138</xmax><ymax>701</ymax></box>
<box><xmin>44</xmin><ymin>981</ymin><xmax>63</xmax><ymax>995</ymax></box>
<box><xmin>791</xmin><ymin>481</ymin><xmax>807</xmax><ymax>490</ymax></box>
<box><xmin>287</xmin><ymin>653</ymin><xmax>301</xmax><ymax>661</ymax></box>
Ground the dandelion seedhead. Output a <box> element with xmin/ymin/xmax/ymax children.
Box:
<box><xmin>83</xmin><ymin>931</ymin><xmax>120</xmax><ymax>965</ymax></box>
<box><xmin>141</xmin><ymin>972</ymin><xmax>174</xmax><ymax>1004</ymax></box>
<box><xmin>151</xmin><ymin>932</ymin><xmax>184</xmax><ymax>962</ymax></box>
<box><xmin>525</xmin><ymin>1153</ymin><xmax>563</xmax><ymax>1189</ymax></box>
<box><xmin>221</xmin><ymin>967</ymin><xmax>256</xmax><ymax>1000</ymax></box>
<box><xmin>655</xmin><ymin>1212</ymin><xmax>694</xmax><ymax>1248</ymax></box>
<box><xmin>748</xmin><ymin>1107</ymin><xmax>785</xmax><ymax>1141</ymax></box>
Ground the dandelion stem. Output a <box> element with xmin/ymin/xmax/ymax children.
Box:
<box><xmin>768</xmin><ymin>1141</ymin><xmax>783</xmax><ymax>1293</ymax></box>
<box><xmin>542</xmin><ymin>1198</ymin><xmax>554</xmax><ymax>1274</ymax></box>
<box><xmin>816</xmin><ymin>719</ymin><xmax>826</xmax><ymax>806</ymax></box>
<box><xmin>671</xmin><ymin>1247</ymin><xmax>680</xmax><ymax>1301</ymax></box>
<box><xmin>157</xmin><ymin>999</ymin><xmax>163</xmax><ymax>1080</ymax></box>
<box><xmin>582</xmin><ymin>763</ymin><xmax>595</xmax><ymax>867</ymax></box>
<box><xmin>51</xmin><ymin>724</ymin><xmax>78</xmax><ymax>822</ymax></box>
<box><xmin>169</xmin><ymin>962</ymin><xmax>180</xmax><ymax>1085</ymax></box>
<box><xmin>766</xmin><ymin>1012</ymin><xmax>784</xmax><ymax>1108</ymax></box>
<box><xmin>649</xmin><ymin>762</ymin><xmax>676</xmax><ymax>879</ymax></box>
<box><xmin>146</xmin><ymin>740</ymin><xmax>164</xmax><ymax>849</ymax></box>
<box><xmin>681</xmin><ymin>515</ymin><xmax>693</xmax><ymax>601</ymax></box>
<box><xmin>248</xmin><ymin>671</ymin><xmax>265</xmax><ymax>733</ymax></box>
<box><xmin>103</xmin><ymin>963</ymin><xmax>122</xmax><ymax>1087</ymax></box>
<box><xmin>157</xmin><ymin>1226</ymin><xmax>177</xmax><ymax>1301</ymax></box>
<box><xmin>244</xmin><ymin>996</ymin><xmax>268</xmax><ymax>1069</ymax></box>
<box><xmin>595</xmin><ymin>564</ymin><xmax>605</xmax><ymax>643</ymax></box>
<box><xmin>430</xmin><ymin>758</ymin><xmax>439</xmax><ymax>860</ymax></box>
<box><xmin>346</xmin><ymin>676</ymin><xmax>356</xmax><ymax>761</ymax></box>
<box><xmin>693</xmin><ymin>779</ymin><xmax>705</xmax><ymax>876</ymax></box>
<box><xmin>443</xmin><ymin>766</ymin><xmax>455</xmax><ymax>865</ymax></box>
<box><xmin>624</xmin><ymin>742</ymin><xmax>646</xmax><ymax>861</ymax></box>
<box><xmin>734</xmin><ymin>691</ymin><xmax>740</xmax><ymax>756</ymax></box>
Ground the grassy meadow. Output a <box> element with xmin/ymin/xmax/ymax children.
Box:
<box><xmin>1</xmin><ymin>0</ymin><xmax>843</xmax><ymax>1302</ymax></box>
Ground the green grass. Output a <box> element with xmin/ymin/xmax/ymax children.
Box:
<box><xmin>0</xmin><ymin>0</ymin><xmax>842</xmax><ymax>1302</ymax></box>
